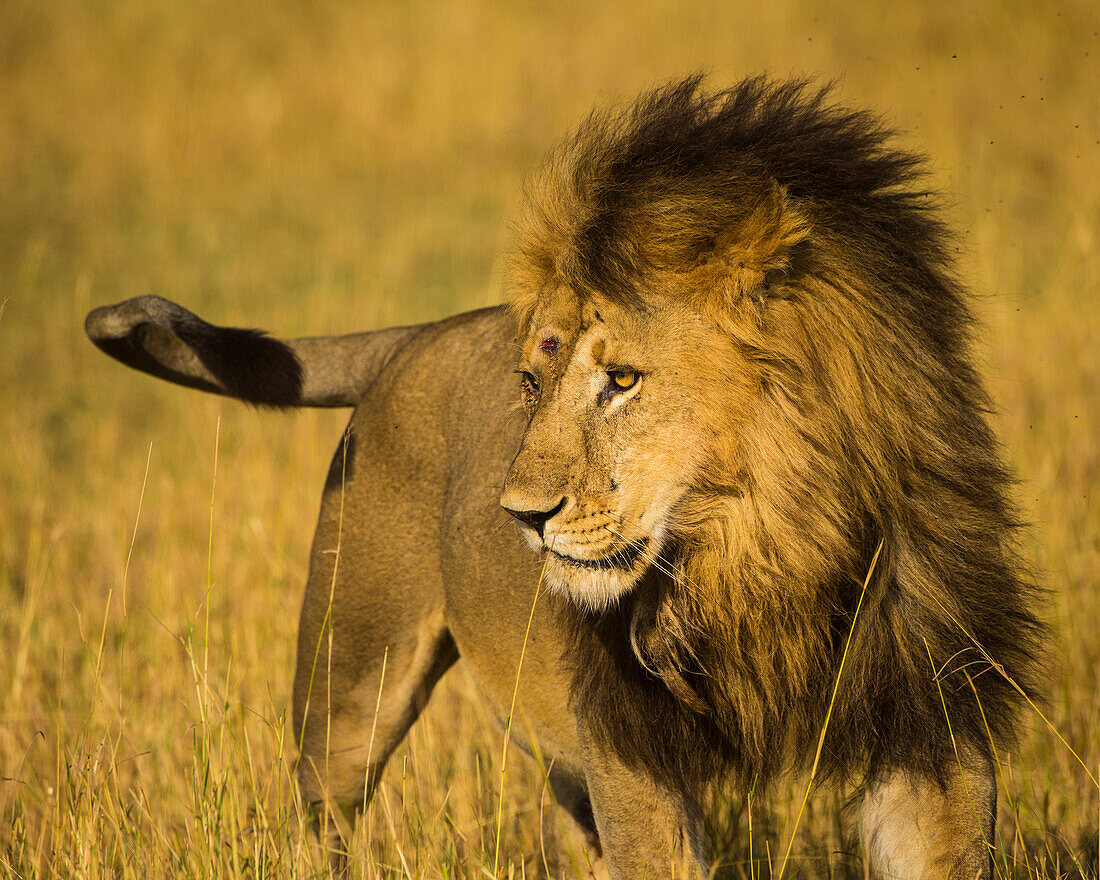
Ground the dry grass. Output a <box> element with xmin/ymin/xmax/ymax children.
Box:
<box><xmin>1</xmin><ymin>0</ymin><xmax>1098</xmax><ymax>876</ymax></box>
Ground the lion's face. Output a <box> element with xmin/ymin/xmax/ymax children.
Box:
<box><xmin>501</xmin><ymin>282</ymin><xmax>754</xmax><ymax>610</ymax></box>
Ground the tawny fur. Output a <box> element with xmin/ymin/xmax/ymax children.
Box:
<box><xmin>86</xmin><ymin>75</ymin><xmax>1044</xmax><ymax>879</ymax></box>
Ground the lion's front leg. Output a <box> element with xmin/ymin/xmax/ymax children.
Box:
<box><xmin>864</xmin><ymin>746</ymin><xmax>995</xmax><ymax>880</ymax></box>
<box><xmin>578</xmin><ymin>720</ymin><xmax>706</xmax><ymax>880</ymax></box>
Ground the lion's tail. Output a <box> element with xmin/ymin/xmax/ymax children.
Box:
<box><xmin>85</xmin><ymin>295</ymin><xmax>419</xmax><ymax>408</ymax></box>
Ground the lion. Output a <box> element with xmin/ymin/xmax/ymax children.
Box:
<box><xmin>85</xmin><ymin>76</ymin><xmax>1042</xmax><ymax>879</ymax></box>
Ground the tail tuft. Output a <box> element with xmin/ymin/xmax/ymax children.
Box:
<box><xmin>167</xmin><ymin>312</ymin><xmax>303</xmax><ymax>406</ymax></box>
<box><xmin>86</xmin><ymin>295</ymin><xmax>422</xmax><ymax>408</ymax></box>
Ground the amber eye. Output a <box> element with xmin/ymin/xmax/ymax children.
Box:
<box><xmin>609</xmin><ymin>370</ymin><xmax>639</xmax><ymax>391</ymax></box>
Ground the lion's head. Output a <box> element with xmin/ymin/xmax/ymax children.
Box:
<box><xmin>500</xmin><ymin>284</ymin><xmax>758</xmax><ymax>609</ymax></box>
<box><xmin>500</xmin><ymin>76</ymin><xmax>1041</xmax><ymax>792</ymax></box>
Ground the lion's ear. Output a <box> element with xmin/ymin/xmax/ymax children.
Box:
<box><xmin>702</xmin><ymin>182</ymin><xmax>811</xmax><ymax>304</ymax></box>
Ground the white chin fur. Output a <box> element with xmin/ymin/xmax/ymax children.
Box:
<box><xmin>542</xmin><ymin>557</ymin><xmax>639</xmax><ymax>612</ymax></box>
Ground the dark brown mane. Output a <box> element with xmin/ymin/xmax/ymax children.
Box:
<box><xmin>511</xmin><ymin>76</ymin><xmax>1044</xmax><ymax>798</ymax></box>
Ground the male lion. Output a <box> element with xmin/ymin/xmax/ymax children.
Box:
<box><xmin>86</xmin><ymin>77</ymin><xmax>1041</xmax><ymax>879</ymax></box>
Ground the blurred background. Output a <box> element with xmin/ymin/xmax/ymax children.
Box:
<box><xmin>1</xmin><ymin>0</ymin><xmax>1097</xmax><ymax>876</ymax></box>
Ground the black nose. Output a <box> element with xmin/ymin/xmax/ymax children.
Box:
<box><xmin>502</xmin><ymin>497</ymin><xmax>567</xmax><ymax>539</ymax></box>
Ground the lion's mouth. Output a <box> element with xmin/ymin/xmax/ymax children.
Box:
<box><xmin>551</xmin><ymin>538</ymin><xmax>649</xmax><ymax>571</ymax></box>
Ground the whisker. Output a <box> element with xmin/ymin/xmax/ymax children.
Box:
<box><xmin>604</xmin><ymin>518</ymin><xmax>696</xmax><ymax>589</ymax></box>
<box><xmin>603</xmin><ymin>523</ymin><xmax>673</xmax><ymax>576</ymax></box>
<box><xmin>603</xmin><ymin>522</ymin><xmax>697</xmax><ymax>591</ymax></box>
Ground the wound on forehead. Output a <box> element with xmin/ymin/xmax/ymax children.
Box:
<box><xmin>539</xmin><ymin>335</ymin><xmax>560</xmax><ymax>355</ymax></box>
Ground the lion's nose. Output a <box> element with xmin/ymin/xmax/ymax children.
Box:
<box><xmin>502</xmin><ymin>497</ymin><xmax>567</xmax><ymax>540</ymax></box>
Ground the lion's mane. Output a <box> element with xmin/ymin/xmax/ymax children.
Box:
<box><xmin>508</xmin><ymin>76</ymin><xmax>1043</xmax><ymax>795</ymax></box>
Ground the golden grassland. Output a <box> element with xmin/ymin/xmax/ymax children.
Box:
<box><xmin>1</xmin><ymin>0</ymin><xmax>1098</xmax><ymax>876</ymax></box>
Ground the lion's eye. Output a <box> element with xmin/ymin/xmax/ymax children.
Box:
<box><xmin>608</xmin><ymin>370</ymin><xmax>639</xmax><ymax>392</ymax></box>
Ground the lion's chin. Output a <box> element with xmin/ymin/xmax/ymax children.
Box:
<box><xmin>541</xmin><ymin>554</ymin><xmax>644</xmax><ymax>612</ymax></box>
